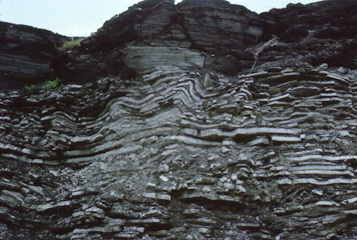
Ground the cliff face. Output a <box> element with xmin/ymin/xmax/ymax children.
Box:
<box><xmin>63</xmin><ymin>0</ymin><xmax>263</xmax><ymax>83</ymax></box>
<box><xmin>259</xmin><ymin>0</ymin><xmax>357</xmax><ymax>70</ymax></box>
<box><xmin>62</xmin><ymin>0</ymin><xmax>356</xmax><ymax>83</ymax></box>
<box><xmin>0</xmin><ymin>22</ymin><xmax>68</xmax><ymax>89</ymax></box>
<box><xmin>0</xmin><ymin>0</ymin><xmax>355</xmax><ymax>87</ymax></box>
<box><xmin>0</xmin><ymin>0</ymin><xmax>356</xmax><ymax>239</ymax></box>
<box><xmin>78</xmin><ymin>0</ymin><xmax>262</xmax><ymax>53</ymax></box>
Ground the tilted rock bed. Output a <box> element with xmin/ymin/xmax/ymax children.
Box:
<box><xmin>0</xmin><ymin>67</ymin><xmax>356</xmax><ymax>239</ymax></box>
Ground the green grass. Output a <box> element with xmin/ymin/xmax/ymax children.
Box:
<box><xmin>60</xmin><ymin>37</ymin><xmax>86</xmax><ymax>50</ymax></box>
<box><xmin>24</xmin><ymin>77</ymin><xmax>62</xmax><ymax>92</ymax></box>
<box><xmin>42</xmin><ymin>77</ymin><xmax>61</xmax><ymax>89</ymax></box>
<box><xmin>25</xmin><ymin>85</ymin><xmax>36</xmax><ymax>91</ymax></box>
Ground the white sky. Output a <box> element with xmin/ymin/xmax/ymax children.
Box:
<box><xmin>0</xmin><ymin>0</ymin><xmax>319</xmax><ymax>36</ymax></box>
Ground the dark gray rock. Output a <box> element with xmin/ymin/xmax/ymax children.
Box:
<box><xmin>257</xmin><ymin>0</ymin><xmax>357</xmax><ymax>70</ymax></box>
<box><xmin>1</xmin><ymin>64</ymin><xmax>356</xmax><ymax>240</ymax></box>
<box><xmin>0</xmin><ymin>22</ymin><xmax>68</xmax><ymax>89</ymax></box>
<box><xmin>0</xmin><ymin>0</ymin><xmax>357</xmax><ymax>239</ymax></box>
<box><xmin>177</xmin><ymin>0</ymin><xmax>263</xmax><ymax>53</ymax></box>
<box><xmin>66</xmin><ymin>0</ymin><xmax>263</xmax><ymax>81</ymax></box>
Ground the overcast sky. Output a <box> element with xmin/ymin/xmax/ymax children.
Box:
<box><xmin>1</xmin><ymin>0</ymin><xmax>320</xmax><ymax>36</ymax></box>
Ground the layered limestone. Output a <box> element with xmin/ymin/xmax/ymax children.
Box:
<box><xmin>0</xmin><ymin>66</ymin><xmax>356</xmax><ymax>239</ymax></box>
<box><xmin>0</xmin><ymin>0</ymin><xmax>356</xmax><ymax>239</ymax></box>
<box><xmin>65</xmin><ymin>0</ymin><xmax>264</xmax><ymax>82</ymax></box>
<box><xmin>0</xmin><ymin>22</ymin><xmax>68</xmax><ymax>89</ymax></box>
<box><xmin>1</xmin><ymin>0</ymin><xmax>355</xmax><ymax>87</ymax></box>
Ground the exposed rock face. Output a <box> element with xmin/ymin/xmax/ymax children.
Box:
<box><xmin>0</xmin><ymin>22</ymin><xmax>68</xmax><ymax>89</ymax></box>
<box><xmin>177</xmin><ymin>0</ymin><xmax>262</xmax><ymax>53</ymax></box>
<box><xmin>1</xmin><ymin>65</ymin><xmax>356</xmax><ymax>240</ymax></box>
<box><xmin>65</xmin><ymin>0</ymin><xmax>356</xmax><ymax>82</ymax></box>
<box><xmin>0</xmin><ymin>0</ymin><xmax>356</xmax><ymax>239</ymax></box>
<box><xmin>257</xmin><ymin>0</ymin><xmax>357</xmax><ymax>70</ymax></box>
<box><xmin>66</xmin><ymin>0</ymin><xmax>263</xmax><ymax>82</ymax></box>
<box><xmin>79</xmin><ymin>0</ymin><xmax>262</xmax><ymax>53</ymax></box>
<box><xmin>2</xmin><ymin>0</ymin><xmax>355</xmax><ymax>86</ymax></box>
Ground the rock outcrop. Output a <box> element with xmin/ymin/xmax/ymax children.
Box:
<box><xmin>1</xmin><ymin>0</ymin><xmax>355</xmax><ymax>87</ymax></box>
<box><xmin>1</xmin><ymin>62</ymin><xmax>356</xmax><ymax>240</ymax></box>
<box><xmin>63</xmin><ymin>0</ymin><xmax>356</xmax><ymax>83</ymax></box>
<box><xmin>0</xmin><ymin>22</ymin><xmax>68</xmax><ymax>89</ymax></box>
<box><xmin>0</xmin><ymin>0</ymin><xmax>356</xmax><ymax>239</ymax></box>
<box><xmin>65</xmin><ymin>0</ymin><xmax>263</xmax><ymax>82</ymax></box>
<box><xmin>79</xmin><ymin>0</ymin><xmax>262</xmax><ymax>53</ymax></box>
<box><xmin>257</xmin><ymin>0</ymin><xmax>357</xmax><ymax>70</ymax></box>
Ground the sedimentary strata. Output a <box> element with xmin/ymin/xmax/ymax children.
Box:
<box><xmin>0</xmin><ymin>65</ymin><xmax>356</xmax><ymax>239</ymax></box>
<box><xmin>0</xmin><ymin>22</ymin><xmax>68</xmax><ymax>89</ymax></box>
<box><xmin>0</xmin><ymin>0</ymin><xmax>356</xmax><ymax>239</ymax></box>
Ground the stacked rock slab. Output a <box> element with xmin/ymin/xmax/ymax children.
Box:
<box><xmin>257</xmin><ymin>0</ymin><xmax>357</xmax><ymax>70</ymax></box>
<box><xmin>0</xmin><ymin>0</ymin><xmax>356</xmax><ymax>239</ymax></box>
<box><xmin>65</xmin><ymin>0</ymin><xmax>356</xmax><ymax>83</ymax></box>
<box><xmin>1</xmin><ymin>0</ymin><xmax>355</xmax><ymax>87</ymax></box>
<box><xmin>0</xmin><ymin>22</ymin><xmax>68</xmax><ymax>89</ymax></box>
<box><xmin>66</xmin><ymin>0</ymin><xmax>263</xmax><ymax>82</ymax></box>
<box><xmin>0</xmin><ymin>66</ymin><xmax>356</xmax><ymax>239</ymax></box>
<box><xmin>79</xmin><ymin>0</ymin><xmax>262</xmax><ymax>53</ymax></box>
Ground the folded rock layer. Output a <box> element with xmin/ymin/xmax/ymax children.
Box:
<box><xmin>0</xmin><ymin>0</ymin><xmax>356</xmax><ymax>239</ymax></box>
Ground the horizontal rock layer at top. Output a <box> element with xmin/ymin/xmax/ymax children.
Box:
<box><xmin>79</xmin><ymin>0</ymin><xmax>262</xmax><ymax>54</ymax></box>
<box><xmin>259</xmin><ymin>0</ymin><xmax>357</xmax><ymax>69</ymax></box>
<box><xmin>67</xmin><ymin>0</ymin><xmax>356</xmax><ymax>82</ymax></box>
<box><xmin>0</xmin><ymin>0</ymin><xmax>356</xmax><ymax>88</ymax></box>
<box><xmin>0</xmin><ymin>22</ymin><xmax>68</xmax><ymax>89</ymax></box>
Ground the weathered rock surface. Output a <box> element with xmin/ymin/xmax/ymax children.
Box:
<box><xmin>256</xmin><ymin>0</ymin><xmax>357</xmax><ymax>70</ymax></box>
<box><xmin>1</xmin><ymin>0</ymin><xmax>355</xmax><ymax>87</ymax></box>
<box><xmin>0</xmin><ymin>0</ymin><xmax>356</xmax><ymax>239</ymax></box>
<box><xmin>63</xmin><ymin>0</ymin><xmax>356</xmax><ymax>83</ymax></box>
<box><xmin>78</xmin><ymin>0</ymin><xmax>262</xmax><ymax>53</ymax></box>
<box><xmin>0</xmin><ymin>64</ymin><xmax>356</xmax><ymax>240</ymax></box>
<box><xmin>0</xmin><ymin>22</ymin><xmax>68</xmax><ymax>89</ymax></box>
<box><xmin>174</xmin><ymin>0</ymin><xmax>263</xmax><ymax>53</ymax></box>
<box><xmin>65</xmin><ymin>0</ymin><xmax>263</xmax><ymax>82</ymax></box>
